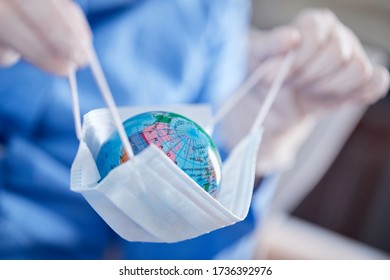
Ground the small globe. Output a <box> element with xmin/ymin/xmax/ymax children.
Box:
<box><xmin>96</xmin><ymin>111</ymin><xmax>222</xmax><ymax>197</ymax></box>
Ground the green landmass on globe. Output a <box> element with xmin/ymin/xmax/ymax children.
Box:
<box><xmin>96</xmin><ymin>111</ymin><xmax>222</xmax><ymax>197</ymax></box>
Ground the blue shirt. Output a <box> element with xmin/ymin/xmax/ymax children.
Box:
<box><xmin>0</xmin><ymin>0</ymin><xmax>272</xmax><ymax>260</ymax></box>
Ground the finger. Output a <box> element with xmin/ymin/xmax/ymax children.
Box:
<box><xmin>250</xmin><ymin>25</ymin><xmax>301</xmax><ymax>62</ymax></box>
<box><xmin>352</xmin><ymin>65</ymin><xmax>390</xmax><ymax>104</ymax></box>
<box><xmin>14</xmin><ymin>0</ymin><xmax>92</xmax><ymax>65</ymax></box>
<box><xmin>0</xmin><ymin>3</ymin><xmax>73</xmax><ymax>75</ymax></box>
<box><xmin>0</xmin><ymin>0</ymin><xmax>91</xmax><ymax>75</ymax></box>
<box><xmin>293</xmin><ymin>23</ymin><xmax>354</xmax><ymax>88</ymax></box>
<box><xmin>297</xmin><ymin>65</ymin><xmax>389</xmax><ymax>116</ymax></box>
<box><xmin>292</xmin><ymin>9</ymin><xmax>335</xmax><ymax>73</ymax></box>
<box><xmin>257</xmin><ymin>55</ymin><xmax>285</xmax><ymax>86</ymax></box>
<box><xmin>53</xmin><ymin>0</ymin><xmax>93</xmax><ymax>63</ymax></box>
<box><xmin>303</xmin><ymin>27</ymin><xmax>373</xmax><ymax>96</ymax></box>
<box><xmin>0</xmin><ymin>44</ymin><xmax>21</xmax><ymax>66</ymax></box>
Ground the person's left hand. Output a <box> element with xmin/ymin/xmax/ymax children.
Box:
<box><xmin>0</xmin><ymin>0</ymin><xmax>92</xmax><ymax>75</ymax></box>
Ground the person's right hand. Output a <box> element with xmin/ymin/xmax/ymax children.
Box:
<box><xmin>250</xmin><ymin>9</ymin><xmax>389</xmax><ymax>116</ymax></box>
<box><xmin>237</xmin><ymin>9</ymin><xmax>389</xmax><ymax>175</ymax></box>
<box><xmin>0</xmin><ymin>0</ymin><xmax>92</xmax><ymax>75</ymax></box>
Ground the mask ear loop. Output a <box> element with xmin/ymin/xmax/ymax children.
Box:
<box><xmin>207</xmin><ymin>59</ymin><xmax>269</xmax><ymax>133</ymax></box>
<box><xmin>207</xmin><ymin>51</ymin><xmax>296</xmax><ymax>136</ymax></box>
<box><xmin>67</xmin><ymin>48</ymin><xmax>135</xmax><ymax>159</ymax></box>
<box><xmin>68</xmin><ymin>70</ymin><xmax>82</xmax><ymax>141</ymax></box>
<box><xmin>250</xmin><ymin>51</ymin><xmax>296</xmax><ymax>133</ymax></box>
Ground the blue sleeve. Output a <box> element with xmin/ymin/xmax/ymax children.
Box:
<box><xmin>77</xmin><ymin>0</ymin><xmax>139</xmax><ymax>15</ymax></box>
<box><xmin>0</xmin><ymin>63</ymin><xmax>52</xmax><ymax>138</ymax></box>
<box><xmin>194</xmin><ymin>0</ymin><xmax>251</xmax><ymax>160</ymax></box>
<box><xmin>195</xmin><ymin>0</ymin><xmax>251</xmax><ymax>110</ymax></box>
<box><xmin>0</xmin><ymin>64</ymin><xmax>52</xmax><ymax>247</ymax></box>
<box><xmin>0</xmin><ymin>62</ymin><xmax>114</xmax><ymax>259</ymax></box>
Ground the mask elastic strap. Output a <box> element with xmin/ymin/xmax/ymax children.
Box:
<box><xmin>207</xmin><ymin>59</ymin><xmax>269</xmax><ymax>132</ymax></box>
<box><xmin>250</xmin><ymin>51</ymin><xmax>296</xmax><ymax>133</ymax></box>
<box><xmin>69</xmin><ymin>70</ymin><xmax>82</xmax><ymax>141</ymax></box>
<box><xmin>207</xmin><ymin>51</ymin><xmax>296</xmax><ymax>135</ymax></box>
<box><xmin>68</xmin><ymin>48</ymin><xmax>135</xmax><ymax>159</ymax></box>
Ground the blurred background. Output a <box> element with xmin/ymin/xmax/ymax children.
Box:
<box><xmin>250</xmin><ymin>0</ymin><xmax>390</xmax><ymax>259</ymax></box>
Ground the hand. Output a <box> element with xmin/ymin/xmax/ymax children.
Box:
<box><xmin>0</xmin><ymin>0</ymin><xmax>92</xmax><ymax>75</ymax></box>
<box><xmin>246</xmin><ymin>9</ymin><xmax>389</xmax><ymax>174</ymax></box>
<box><xmin>251</xmin><ymin>8</ymin><xmax>389</xmax><ymax>116</ymax></box>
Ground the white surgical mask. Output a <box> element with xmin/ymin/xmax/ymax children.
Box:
<box><xmin>69</xmin><ymin>50</ymin><xmax>295</xmax><ymax>243</ymax></box>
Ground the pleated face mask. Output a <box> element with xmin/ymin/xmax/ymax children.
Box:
<box><xmin>69</xmin><ymin>50</ymin><xmax>295</xmax><ymax>243</ymax></box>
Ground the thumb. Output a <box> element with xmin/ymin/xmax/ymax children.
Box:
<box><xmin>250</xmin><ymin>26</ymin><xmax>301</xmax><ymax>61</ymax></box>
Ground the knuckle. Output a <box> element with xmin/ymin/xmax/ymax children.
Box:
<box><xmin>295</xmin><ymin>12</ymin><xmax>330</xmax><ymax>45</ymax></box>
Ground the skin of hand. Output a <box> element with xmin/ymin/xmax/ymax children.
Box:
<box><xmin>0</xmin><ymin>0</ymin><xmax>92</xmax><ymax>75</ymax></box>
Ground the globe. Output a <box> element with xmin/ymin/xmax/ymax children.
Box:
<box><xmin>96</xmin><ymin>111</ymin><xmax>222</xmax><ymax>197</ymax></box>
